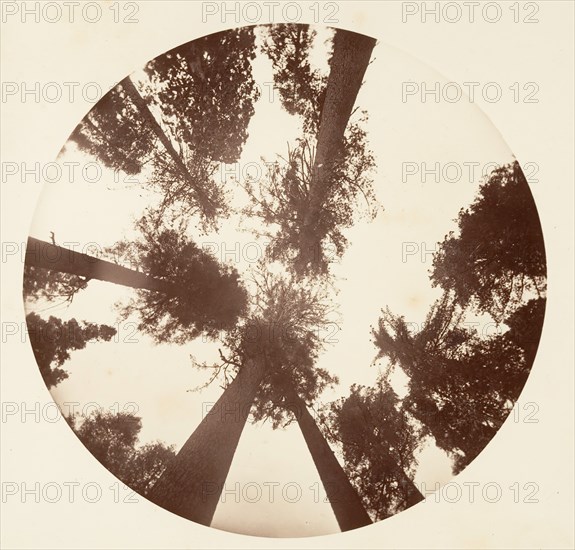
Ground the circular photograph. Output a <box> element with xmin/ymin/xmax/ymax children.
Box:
<box><xmin>23</xmin><ymin>24</ymin><xmax>546</xmax><ymax>537</ymax></box>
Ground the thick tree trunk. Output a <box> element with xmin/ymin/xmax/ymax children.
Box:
<box><xmin>25</xmin><ymin>237</ymin><xmax>175</xmax><ymax>294</ymax></box>
<box><xmin>147</xmin><ymin>359</ymin><xmax>265</xmax><ymax>525</ymax></box>
<box><xmin>287</xmin><ymin>392</ymin><xmax>372</xmax><ymax>531</ymax></box>
<box><xmin>120</xmin><ymin>77</ymin><xmax>212</xmax><ymax>210</ymax></box>
<box><xmin>305</xmin><ymin>30</ymin><xmax>376</xmax><ymax>225</ymax></box>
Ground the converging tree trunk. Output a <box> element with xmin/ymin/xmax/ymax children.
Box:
<box><xmin>25</xmin><ymin>237</ymin><xmax>175</xmax><ymax>293</ymax></box>
<box><xmin>287</xmin><ymin>392</ymin><xmax>372</xmax><ymax>531</ymax></box>
<box><xmin>147</xmin><ymin>358</ymin><xmax>266</xmax><ymax>525</ymax></box>
<box><xmin>120</xmin><ymin>77</ymin><xmax>212</xmax><ymax>210</ymax></box>
<box><xmin>391</xmin><ymin>461</ymin><xmax>423</xmax><ymax>511</ymax></box>
<box><xmin>306</xmin><ymin>30</ymin><xmax>376</xmax><ymax>224</ymax></box>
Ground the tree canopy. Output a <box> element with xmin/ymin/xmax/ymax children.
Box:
<box><xmin>69</xmin><ymin>83</ymin><xmax>156</xmax><ymax>176</ymax></box>
<box><xmin>504</xmin><ymin>297</ymin><xmax>546</xmax><ymax>365</ymax></box>
<box><xmin>210</xmin><ymin>269</ymin><xmax>338</xmax><ymax>428</ymax></box>
<box><xmin>109</xmin><ymin>216</ymin><xmax>248</xmax><ymax>344</ymax></box>
<box><xmin>372</xmin><ymin>293</ymin><xmax>533</xmax><ymax>473</ymax></box>
<box><xmin>253</xmin><ymin>25</ymin><xmax>378</xmax><ymax>276</ymax></box>
<box><xmin>321</xmin><ymin>382</ymin><xmax>422</xmax><ymax>520</ymax></box>
<box><xmin>26</xmin><ymin>312</ymin><xmax>116</xmax><ymax>388</ymax></box>
<box><xmin>72</xmin><ymin>28</ymin><xmax>261</xmax><ymax>167</ymax></box>
<box><xmin>68</xmin><ymin>410</ymin><xmax>175</xmax><ymax>496</ymax></box>
<box><xmin>23</xmin><ymin>265</ymin><xmax>89</xmax><ymax>304</ymax></box>
<box><xmin>431</xmin><ymin>161</ymin><xmax>546</xmax><ymax>320</ymax></box>
<box><xmin>369</xmin><ymin>161</ymin><xmax>546</xmax><ymax>474</ymax></box>
<box><xmin>261</xmin><ymin>24</ymin><xmax>330</xmax><ymax>135</ymax></box>
<box><xmin>69</xmin><ymin>29</ymin><xmax>260</xmax><ymax>231</ymax></box>
<box><xmin>69</xmin><ymin>78</ymin><xmax>226</xmax><ymax>231</ymax></box>
<box><xmin>244</xmin><ymin>121</ymin><xmax>376</xmax><ymax>277</ymax></box>
<box><xmin>144</xmin><ymin>28</ymin><xmax>260</xmax><ymax>164</ymax></box>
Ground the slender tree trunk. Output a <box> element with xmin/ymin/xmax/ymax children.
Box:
<box><xmin>120</xmin><ymin>77</ymin><xmax>212</xmax><ymax>211</ymax></box>
<box><xmin>305</xmin><ymin>30</ymin><xmax>376</xmax><ymax>225</ymax></box>
<box><xmin>25</xmin><ymin>237</ymin><xmax>175</xmax><ymax>294</ymax></box>
<box><xmin>287</xmin><ymin>392</ymin><xmax>372</xmax><ymax>531</ymax></box>
<box><xmin>148</xmin><ymin>359</ymin><xmax>265</xmax><ymax>525</ymax></box>
<box><xmin>387</xmin><ymin>457</ymin><xmax>423</xmax><ymax>512</ymax></box>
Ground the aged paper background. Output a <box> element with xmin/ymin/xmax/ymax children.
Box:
<box><xmin>1</xmin><ymin>1</ymin><xmax>573</xmax><ymax>548</ymax></box>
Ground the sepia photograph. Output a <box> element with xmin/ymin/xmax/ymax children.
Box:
<box><xmin>1</xmin><ymin>2</ymin><xmax>573</xmax><ymax>549</ymax></box>
<box><xmin>22</xmin><ymin>24</ymin><xmax>546</xmax><ymax>536</ymax></box>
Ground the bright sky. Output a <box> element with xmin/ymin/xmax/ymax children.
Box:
<box><xmin>26</xmin><ymin>26</ymin><xmax>514</xmax><ymax>537</ymax></box>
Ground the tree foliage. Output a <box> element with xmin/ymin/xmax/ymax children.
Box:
<box><xmin>144</xmin><ymin>28</ymin><xmax>260</xmax><ymax>164</ymax></box>
<box><xmin>244</xmin><ymin>120</ymin><xmax>376</xmax><ymax>277</ymax></box>
<box><xmin>321</xmin><ymin>382</ymin><xmax>421</xmax><ymax>520</ymax></box>
<box><xmin>253</xmin><ymin>25</ymin><xmax>378</xmax><ymax>276</ymax></box>
<box><xmin>26</xmin><ymin>312</ymin><xmax>116</xmax><ymax>388</ymax></box>
<box><xmin>69</xmin><ymin>84</ymin><xmax>157</xmax><ymax>175</ymax></box>
<box><xmin>69</xmin><ymin>29</ymin><xmax>260</xmax><ymax>230</ymax></box>
<box><xmin>361</xmin><ymin>161</ymin><xmax>548</xmax><ymax>474</ymax></box>
<box><xmin>431</xmin><ymin>161</ymin><xmax>546</xmax><ymax>321</ymax></box>
<box><xmin>68</xmin><ymin>410</ymin><xmax>175</xmax><ymax>496</ymax></box>
<box><xmin>69</xmin><ymin>78</ymin><xmax>227</xmax><ymax>231</ymax></box>
<box><xmin>23</xmin><ymin>265</ymin><xmax>89</xmax><ymax>304</ymax></box>
<box><xmin>214</xmin><ymin>269</ymin><xmax>338</xmax><ymax>428</ymax></box>
<box><xmin>373</xmin><ymin>289</ymin><xmax>543</xmax><ymax>474</ymax></box>
<box><xmin>261</xmin><ymin>24</ymin><xmax>330</xmax><ymax>135</ymax></box>
<box><xmin>109</xmin><ymin>216</ymin><xmax>248</xmax><ymax>344</ymax></box>
<box><xmin>504</xmin><ymin>297</ymin><xmax>546</xmax><ymax>365</ymax></box>
<box><xmin>144</xmin><ymin>151</ymin><xmax>228</xmax><ymax>234</ymax></box>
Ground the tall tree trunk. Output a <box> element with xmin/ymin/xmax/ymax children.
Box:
<box><xmin>391</xmin><ymin>461</ymin><xmax>423</xmax><ymax>510</ymax></box>
<box><xmin>148</xmin><ymin>358</ymin><xmax>265</xmax><ymax>525</ymax></box>
<box><xmin>120</xmin><ymin>77</ymin><xmax>213</xmax><ymax>212</ymax></box>
<box><xmin>305</xmin><ymin>30</ymin><xmax>376</xmax><ymax>225</ymax></box>
<box><xmin>25</xmin><ymin>237</ymin><xmax>175</xmax><ymax>294</ymax></box>
<box><xmin>287</xmin><ymin>392</ymin><xmax>372</xmax><ymax>531</ymax></box>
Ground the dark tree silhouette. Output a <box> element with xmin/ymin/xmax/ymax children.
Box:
<box><xmin>369</xmin><ymin>160</ymin><xmax>547</xmax><ymax>474</ymax></box>
<box><xmin>244</xmin><ymin>125</ymin><xmax>376</xmax><ymax>276</ymax></box>
<box><xmin>217</xmin><ymin>270</ymin><xmax>372</xmax><ymax>530</ymax></box>
<box><xmin>119</xmin><ymin>77</ymin><xmax>224</xmax><ymax>228</ymax></box>
<box><xmin>144</xmin><ymin>28</ymin><xmax>260</xmax><ymax>164</ymax></box>
<box><xmin>69</xmin><ymin>76</ymin><xmax>225</xmax><ymax>229</ymax></box>
<box><xmin>68</xmin><ymin>410</ymin><xmax>175</xmax><ymax>496</ymax></box>
<box><xmin>253</xmin><ymin>27</ymin><xmax>378</xmax><ymax>275</ymax></box>
<box><xmin>147</xmin><ymin>356</ymin><xmax>266</xmax><ymax>526</ymax></box>
<box><xmin>108</xmin><ymin>216</ymin><xmax>248</xmax><ymax>344</ymax></box>
<box><xmin>149</xmin><ymin>270</ymin><xmax>333</xmax><ymax>525</ymax></box>
<box><xmin>322</xmin><ymin>382</ymin><xmax>423</xmax><ymax>520</ymax></box>
<box><xmin>69</xmin><ymin>29</ymin><xmax>260</xmax><ymax>229</ymax></box>
<box><xmin>69</xmin><ymin>81</ymin><xmax>156</xmax><ymax>176</ymax></box>
<box><xmin>25</xmin><ymin>226</ymin><xmax>248</xmax><ymax>346</ymax></box>
<box><xmin>304</xmin><ymin>30</ymin><xmax>376</xmax><ymax>241</ymax></box>
<box><xmin>262</xmin><ymin>24</ymin><xmax>329</xmax><ymax>134</ymax></box>
<box><xmin>285</xmin><ymin>391</ymin><xmax>372</xmax><ymax>530</ymax></box>
<box><xmin>26</xmin><ymin>312</ymin><xmax>116</xmax><ymax>388</ymax></box>
<box><xmin>25</xmin><ymin>237</ymin><xmax>174</xmax><ymax>293</ymax></box>
<box><xmin>373</xmin><ymin>293</ymin><xmax>535</xmax><ymax>474</ymax></box>
<box><xmin>150</xmin><ymin>269</ymin><xmax>371</xmax><ymax>529</ymax></box>
<box><xmin>23</xmin><ymin>264</ymin><xmax>89</xmax><ymax>304</ymax></box>
<box><xmin>505</xmin><ymin>297</ymin><xmax>546</xmax><ymax>366</ymax></box>
<box><xmin>222</xmin><ymin>270</ymin><xmax>338</xmax><ymax>427</ymax></box>
<box><xmin>432</xmin><ymin>161</ymin><xmax>547</xmax><ymax>321</ymax></box>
